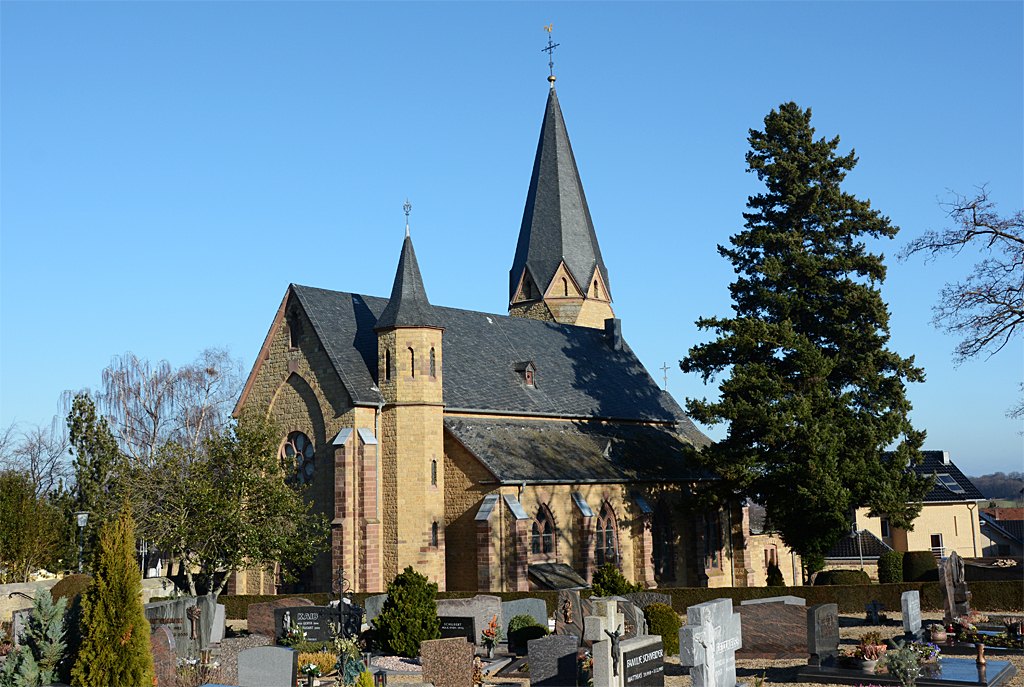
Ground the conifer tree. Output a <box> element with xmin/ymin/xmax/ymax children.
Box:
<box><xmin>70</xmin><ymin>507</ymin><xmax>155</xmax><ymax>687</ymax></box>
<box><xmin>0</xmin><ymin>588</ymin><xmax>68</xmax><ymax>687</ymax></box>
<box><xmin>681</xmin><ymin>103</ymin><xmax>932</xmax><ymax>570</ymax></box>
<box><xmin>375</xmin><ymin>566</ymin><xmax>440</xmax><ymax>658</ymax></box>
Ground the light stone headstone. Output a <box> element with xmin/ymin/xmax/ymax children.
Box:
<box><xmin>364</xmin><ymin>593</ymin><xmax>388</xmax><ymax>627</ymax></box>
<box><xmin>237</xmin><ymin>645</ymin><xmax>298</xmax><ymax>687</ymax></box>
<box><xmin>740</xmin><ymin>596</ymin><xmax>805</xmax><ymax>606</ymax></box>
<box><xmin>502</xmin><ymin>597</ymin><xmax>549</xmax><ymax>636</ymax></box>
<box><xmin>435</xmin><ymin>595</ymin><xmax>502</xmax><ymax>648</ymax></box>
<box><xmin>678</xmin><ymin>598</ymin><xmax>743</xmax><ymax>687</ymax></box>
<box><xmin>143</xmin><ymin>595</ymin><xmax>216</xmax><ymax>659</ymax></box>
<box><xmin>210</xmin><ymin>603</ymin><xmax>226</xmax><ymax>644</ymax></box>
<box><xmin>805</xmin><ymin>603</ymin><xmax>839</xmax><ymax>665</ymax></box>
<box><xmin>586</xmin><ymin>599</ymin><xmax>625</xmax><ymax>687</ymax></box>
<box><xmin>901</xmin><ymin>591</ymin><xmax>922</xmax><ymax>635</ymax></box>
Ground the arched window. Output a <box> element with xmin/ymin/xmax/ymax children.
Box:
<box><xmin>562</xmin><ymin>277</ymin><xmax>568</xmax><ymax>297</ymax></box>
<box><xmin>652</xmin><ymin>501</ymin><xmax>674</xmax><ymax>579</ymax></box>
<box><xmin>287</xmin><ymin>309</ymin><xmax>303</xmax><ymax>348</ymax></box>
<box><xmin>593</xmin><ymin>280</ymin><xmax>600</xmax><ymax>299</ymax></box>
<box><xmin>409</xmin><ymin>348</ymin><xmax>415</xmax><ymax>377</ymax></box>
<box><xmin>281</xmin><ymin>431</ymin><xmax>315</xmax><ymax>486</ymax></box>
<box><xmin>704</xmin><ymin>511</ymin><xmax>721</xmax><ymax>570</ymax></box>
<box><xmin>430</xmin><ymin>348</ymin><xmax>436</xmax><ymax>377</ymax></box>
<box><xmin>431</xmin><ymin>521</ymin><xmax>439</xmax><ymax>547</ymax></box>
<box><xmin>384</xmin><ymin>349</ymin><xmax>392</xmax><ymax>381</ymax></box>
<box><xmin>531</xmin><ymin>505</ymin><xmax>555</xmax><ymax>558</ymax></box>
<box><xmin>431</xmin><ymin>459</ymin><xmax>437</xmax><ymax>486</ymax></box>
<box><xmin>595</xmin><ymin>503</ymin><xmax>617</xmax><ymax>567</ymax></box>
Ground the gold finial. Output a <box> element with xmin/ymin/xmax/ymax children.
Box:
<box><xmin>542</xmin><ymin>24</ymin><xmax>559</xmax><ymax>83</ymax></box>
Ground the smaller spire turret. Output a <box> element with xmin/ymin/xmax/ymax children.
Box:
<box><xmin>375</xmin><ymin>218</ymin><xmax>441</xmax><ymax>330</ymax></box>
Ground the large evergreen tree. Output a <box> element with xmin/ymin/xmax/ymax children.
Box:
<box><xmin>681</xmin><ymin>103</ymin><xmax>932</xmax><ymax>569</ymax></box>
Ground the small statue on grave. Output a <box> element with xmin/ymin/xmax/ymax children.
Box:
<box><xmin>604</xmin><ymin>624</ymin><xmax>622</xmax><ymax>677</ymax></box>
<box><xmin>561</xmin><ymin>597</ymin><xmax>573</xmax><ymax>624</ymax></box>
<box><xmin>186</xmin><ymin>604</ymin><xmax>202</xmax><ymax>641</ymax></box>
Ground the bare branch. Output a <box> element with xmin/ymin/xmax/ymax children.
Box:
<box><xmin>899</xmin><ymin>185</ymin><xmax>1024</xmax><ymax>366</ymax></box>
<box><xmin>10</xmin><ymin>418</ymin><xmax>71</xmax><ymax>496</ymax></box>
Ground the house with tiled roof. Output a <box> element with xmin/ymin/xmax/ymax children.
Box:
<box><xmin>231</xmin><ymin>75</ymin><xmax>738</xmax><ymax>594</ymax></box>
<box><xmin>855</xmin><ymin>451</ymin><xmax>986</xmax><ymax>558</ymax></box>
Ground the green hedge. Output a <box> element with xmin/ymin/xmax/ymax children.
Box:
<box><xmin>903</xmin><ymin>551</ymin><xmax>939</xmax><ymax>582</ymax></box>
<box><xmin>814</xmin><ymin>569</ymin><xmax>871</xmax><ymax>586</ymax></box>
<box><xmin>222</xmin><ymin>579</ymin><xmax>1023</xmax><ymax>620</ymax></box>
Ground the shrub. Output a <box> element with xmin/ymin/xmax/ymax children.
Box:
<box><xmin>766</xmin><ymin>560</ymin><xmax>785</xmax><ymax>587</ymax></box>
<box><xmin>904</xmin><ymin>551</ymin><xmax>939</xmax><ymax>583</ymax></box>
<box><xmin>297</xmin><ymin>651</ymin><xmax>338</xmax><ymax>677</ymax></box>
<box><xmin>814</xmin><ymin>569</ymin><xmax>870</xmax><ymax>586</ymax></box>
<box><xmin>292</xmin><ymin>640</ymin><xmax>333</xmax><ymax>654</ymax></box>
<box><xmin>0</xmin><ymin>587</ymin><xmax>68</xmax><ymax>686</ymax></box>
<box><xmin>509</xmin><ymin>624</ymin><xmax>548</xmax><ymax>652</ymax></box>
<box><xmin>355</xmin><ymin>670</ymin><xmax>375</xmax><ymax>687</ymax></box>
<box><xmin>374</xmin><ymin>566</ymin><xmax>440</xmax><ymax>658</ymax></box>
<box><xmin>878</xmin><ymin>550</ymin><xmax>904</xmax><ymax>584</ymax></box>
<box><xmin>71</xmin><ymin>509</ymin><xmax>155</xmax><ymax>687</ymax></box>
<box><xmin>643</xmin><ymin>603</ymin><xmax>681</xmax><ymax>656</ymax></box>
<box><xmin>508</xmin><ymin>614</ymin><xmax>543</xmax><ymax>634</ymax></box>
<box><xmin>50</xmin><ymin>574</ymin><xmax>93</xmax><ymax>608</ymax></box>
<box><xmin>591</xmin><ymin>563</ymin><xmax>642</xmax><ymax>597</ymax></box>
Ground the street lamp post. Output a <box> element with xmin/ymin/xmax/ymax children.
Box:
<box><xmin>74</xmin><ymin>511</ymin><xmax>89</xmax><ymax>574</ymax></box>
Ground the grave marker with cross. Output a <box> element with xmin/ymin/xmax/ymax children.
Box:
<box><xmin>864</xmin><ymin>600</ymin><xmax>885</xmax><ymax>625</ymax></box>
<box><xmin>585</xmin><ymin>598</ymin><xmax>625</xmax><ymax>687</ymax></box>
<box><xmin>679</xmin><ymin>598</ymin><xmax>743</xmax><ymax>687</ymax></box>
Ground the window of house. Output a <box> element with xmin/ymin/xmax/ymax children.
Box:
<box><xmin>930</xmin><ymin>533</ymin><xmax>944</xmax><ymax>557</ymax></box>
<box><xmin>430</xmin><ymin>348</ymin><xmax>436</xmax><ymax>377</ymax></box>
<box><xmin>431</xmin><ymin>459</ymin><xmax>437</xmax><ymax>486</ymax></box>
<box><xmin>431</xmin><ymin>522</ymin><xmax>439</xmax><ymax>547</ymax></box>
<box><xmin>385</xmin><ymin>349</ymin><xmax>392</xmax><ymax>381</ymax></box>
<box><xmin>652</xmin><ymin>501</ymin><xmax>674</xmax><ymax>579</ymax></box>
<box><xmin>282</xmin><ymin>431</ymin><xmax>315</xmax><ymax>485</ymax></box>
<box><xmin>704</xmin><ymin>511</ymin><xmax>721</xmax><ymax>570</ymax></box>
<box><xmin>531</xmin><ymin>505</ymin><xmax>555</xmax><ymax>558</ymax></box>
<box><xmin>595</xmin><ymin>503</ymin><xmax>618</xmax><ymax>567</ymax></box>
<box><xmin>880</xmin><ymin>518</ymin><xmax>890</xmax><ymax>538</ymax></box>
<box><xmin>409</xmin><ymin>348</ymin><xmax>415</xmax><ymax>377</ymax></box>
<box><xmin>525</xmin><ymin>369</ymin><xmax>534</xmax><ymax>386</ymax></box>
<box><xmin>764</xmin><ymin>547</ymin><xmax>777</xmax><ymax>569</ymax></box>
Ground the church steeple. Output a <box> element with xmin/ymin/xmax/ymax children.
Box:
<box><xmin>376</xmin><ymin>232</ymin><xmax>441</xmax><ymax>330</ymax></box>
<box><xmin>509</xmin><ymin>82</ymin><xmax>614</xmax><ymax>329</ymax></box>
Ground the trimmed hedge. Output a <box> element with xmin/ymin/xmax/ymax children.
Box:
<box><xmin>223</xmin><ymin>579</ymin><xmax>1023</xmax><ymax>620</ymax></box>
<box><xmin>814</xmin><ymin>569</ymin><xmax>871</xmax><ymax>586</ymax></box>
<box><xmin>877</xmin><ymin>551</ymin><xmax>904</xmax><ymax>584</ymax></box>
<box><xmin>903</xmin><ymin>551</ymin><xmax>939</xmax><ymax>582</ymax></box>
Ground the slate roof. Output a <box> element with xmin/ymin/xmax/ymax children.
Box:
<box><xmin>529</xmin><ymin>562</ymin><xmax>590</xmax><ymax>590</ymax></box>
<box><xmin>374</xmin><ymin>233</ymin><xmax>442</xmax><ymax>330</ymax></box>
<box><xmin>825</xmin><ymin>529</ymin><xmax>892</xmax><ymax>560</ymax></box>
<box><xmin>444</xmin><ymin>416</ymin><xmax>708</xmax><ymax>484</ymax></box>
<box><xmin>980</xmin><ymin>513</ymin><xmax>1024</xmax><ymax>544</ymax></box>
<box><xmin>291</xmin><ymin>284</ymin><xmax>706</xmax><ymax>429</ymax></box>
<box><xmin>903</xmin><ymin>451</ymin><xmax>986</xmax><ymax>502</ymax></box>
<box><xmin>509</xmin><ymin>85</ymin><xmax>611</xmax><ymax>303</ymax></box>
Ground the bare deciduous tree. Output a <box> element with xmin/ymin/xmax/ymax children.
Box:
<box><xmin>11</xmin><ymin>419</ymin><xmax>71</xmax><ymax>496</ymax></box>
<box><xmin>900</xmin><ymin>186</ymin><xmax>1023</xmax><ymax>418</ymax></box>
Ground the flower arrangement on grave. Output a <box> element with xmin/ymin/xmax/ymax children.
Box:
<box><xmin>301</xmin><ymin>663</ymin><xmax>323</xmax><ymax>677</ymax></box>
<box><xmin>881</xmin><ymin>640</ymin><xmax>925</xmax><ymax>687</ymax></box>
<box><xmin>577</xmin><ymin>649</ymin><xmax>594</xmax><ymax>686</ymax></box>
<box><xmin>280</xmin><ymin>620</ymin><xmax>307</xmax><ymax>647</ymax></box>
<box><xmin>924</xmin><ymin>623</ymin><xmax>947</xmax><ymax>642</ymax></box>
<box><xmin>840</xmin><ymin>631</ymin><xmax>887</xmax><ymax>664</ymax></box>
<box><xmin>481</xmin><ymin>615</ymin><xmax>503</xmax><ymax>651</ymax></box>
<box><xmin>909</xmin><ymin>641</ymin><xmax>941</xmax><ymax>663</ymax></box>
<box><xmin>952</xmin><ymin>616</ymin><xmax>978</xmax><ymax>642</ymax></box>
<box><xmin>473</xmin><ymin>657</ymin><xmax>484</xmax><ymax>684</ymax></box>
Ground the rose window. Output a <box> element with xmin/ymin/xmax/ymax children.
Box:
<box><xmin>283</xmin><ymin>432</ymin><xmax>315</xmax><ymax>485</ymax></box>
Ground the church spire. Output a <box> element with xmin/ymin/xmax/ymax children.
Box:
<box><xmin>508</xmin><ymin>78</ymin><xmax>614</xmax><ymax>328</ymax></box>
<box><xmin>376</xmin><ymin>221</ymin><xmax>441</xmax><ymax>330</ymax></box>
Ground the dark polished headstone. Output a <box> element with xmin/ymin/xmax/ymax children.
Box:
<box><xmin>555</xmin><ymin>590</ymin><xmax>592</xmax><ymax>646</ymax></box>
<box><xmin>421</xmin><ymin>637</ymin><xmax>475</xmax><ymax>687</ymax></box>
<box><xmin>806</xmin><ymin>603</ymin><xmax>839</xmax><ymax>666</ymax></box>
<box><xmin>797</xmin><ymin>657</ymin><xmax>1016</xmax><ymax>687</ymax></box>
<box><xmin>246</xmin><ymin>597</ymin><xmax>313</xmax><ymax>638</ymax></box>
<box><xmin>273</xmin><ymin>606</ymin><xmax>334</xmax><ymax>642</ymax></box>
<box><xmin>439</xmin><ymin>616</ymin><xmax>476</xmax><ymax>643</ymax></box>
<box><xmin>529</xmin><ymin>634</ymin><xmax>579</xmax><ymax>686</ymax></box>
<box><xmin>736</xmin><ymin>602</ymin><xmax>809</xmax><ymax>659</ymax></box>
<box><xmin>622</xmin><ymin>636</ymin><xmax>665</xmax><ymax>686</ymax></box>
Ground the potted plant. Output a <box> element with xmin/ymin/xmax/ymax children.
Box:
<box><xmin>480</xmin><ymin>615</ymin><xmax>503</xmax><ymax>659</ymax></box>
<box><xmin>300</xmin><ymin>662</ymin><xmax>322</xmax><ymax>687</ymax></box>
<box><xmin>840</xmin><ymin>632</ymin><xmax>888</xmax><ymax>673</ymax></box>
<box><xmin>925</xmin><ymin>623</ymin><xmax>947</xmax><ymax>643</ymax></box>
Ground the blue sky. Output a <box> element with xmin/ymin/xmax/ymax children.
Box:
<box><xmin>2</xmin><ymin>2</ymin><xmax>1021</xmax><ymax>477</ymax></box>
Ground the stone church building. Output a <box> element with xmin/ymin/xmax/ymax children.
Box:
<box><xmin>233</xmin><ymin>77</ymin><xmax>760</xmax><ymax>594</ymax></box>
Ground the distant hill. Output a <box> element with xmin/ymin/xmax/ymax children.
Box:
<box><xmin>967</xmin><ymin>471</ymin><xmax>1024</xmax><ymax>501</ymax></box>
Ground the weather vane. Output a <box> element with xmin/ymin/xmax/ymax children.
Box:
<box><xmin>404</xmin><ymin>199</ymin><xmax>411</xmax><ymax>237</ymax></box>
<box><xmin>542</xmin><ymin>24</ymin><xmax>559</xmax><ymax>79</ymax></box>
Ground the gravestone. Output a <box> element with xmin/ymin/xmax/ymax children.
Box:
<box><xmin>237</xmin><ymin>645</ymin><xmax>298</xmax><ymax>687</ymax></box>
<box><xmin>150</xmin><ymin>625</ymin><xmax>177</xmax><ymax>687</ymax></box>
<box><xmin>274</xmin><ymin>606</ymin><xmax>335</xmax><ymax>642</ymax></box>
<box><xmin>420</xmin><ymin>637</ymin><xmax>475</xmax><ymax>687</ymax></box>
<box><xmin>246</xmin><ymin>597</ymin><xmax>313</xmax><ymax>637</ymax></box>
<box><xmin>806</xmin><ymin>603</ymin><xmax>839</xmax><ymax>666</ymax></box>
<box><xmin>736</xmin><ymin>601</ymin><xmax>808</xmax><ymax>659</ymax></box>
<box><xmin>585</xmin><ymin>598</ymin><xmax>625</xmax><ymax>687</ymax></box>
<box><xmin>939</xmin><ymin>550</ymin><xmax>972</xmax><ymax>622</ymax></box>
<box><xmin>502</xmin><ymin>597</ymin><xmax>549</xmax><ymax>636</ymax></box>
<box><xmin>143</xmin><ymin>595</ymin><xmax>217</xmax><ymax>659</ymax></box>
<box><xmin>364</xmin><ymin>593</ymin><xmax>388</xmax><ymax>627</ymax></box>
<box><xmin>864</xmin><ymin>600</ymin><xmax>885</xmax><ymax>625</ymax></box>
<box><xmin>11</xmin><ymin>608</ymin><xmax>30</xmax><ymax>648</ymax></box>
<box><xmin>528</xmin><ymin>634</ymin><xmax>580</xmax><ymax>686</ymax></box>
<box><xmin>435</xmin><ymin>595</ymin><xmax>502</xmax><ymax>648</ymax></box>
<box><xmin>740</xmin><ymin>596</ymin><xmax>805</xmax><ymax>606</ymax></box>
<box><xmin>210</xmin><ymin>603</ymin><xmax>226</xmax><ymax>644</ymax></box>
<box><xmin>623</xmin><ymin>592</ymin><xmax>672</xmax><ymax>611</ymax></box>
<box><xmin>621</xmin><ymin>635</ymin><xmax>665</xmax><ymax>687</ymax></box>
<box><xmin>678</xmin><ymin>598</ymin><xmax>743</xmax><ymax>687</ymax></box>
<box><xmin>439</xmin><ymin>616</ymin><xmax>476</xmax><ymax>643</ymax></box>
<box><xmin>592</xmin><ymin>596</ymin><xmax>646</xmax><ymax>640</ymax></box>
<box><xmin>556</xmin><ymin>589</ymin><xmax>593</xmax><ymax>644</ymax></box>
<box><xmin>901</xmin><ymin>590</ymin><xmax>923</xmax><ymax>637</ymax></box>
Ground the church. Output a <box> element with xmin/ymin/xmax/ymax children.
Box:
<box><xmin>232</xmin><ymin>74</ymin><xmax>760</xmax><ymax>594</ymax></box>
